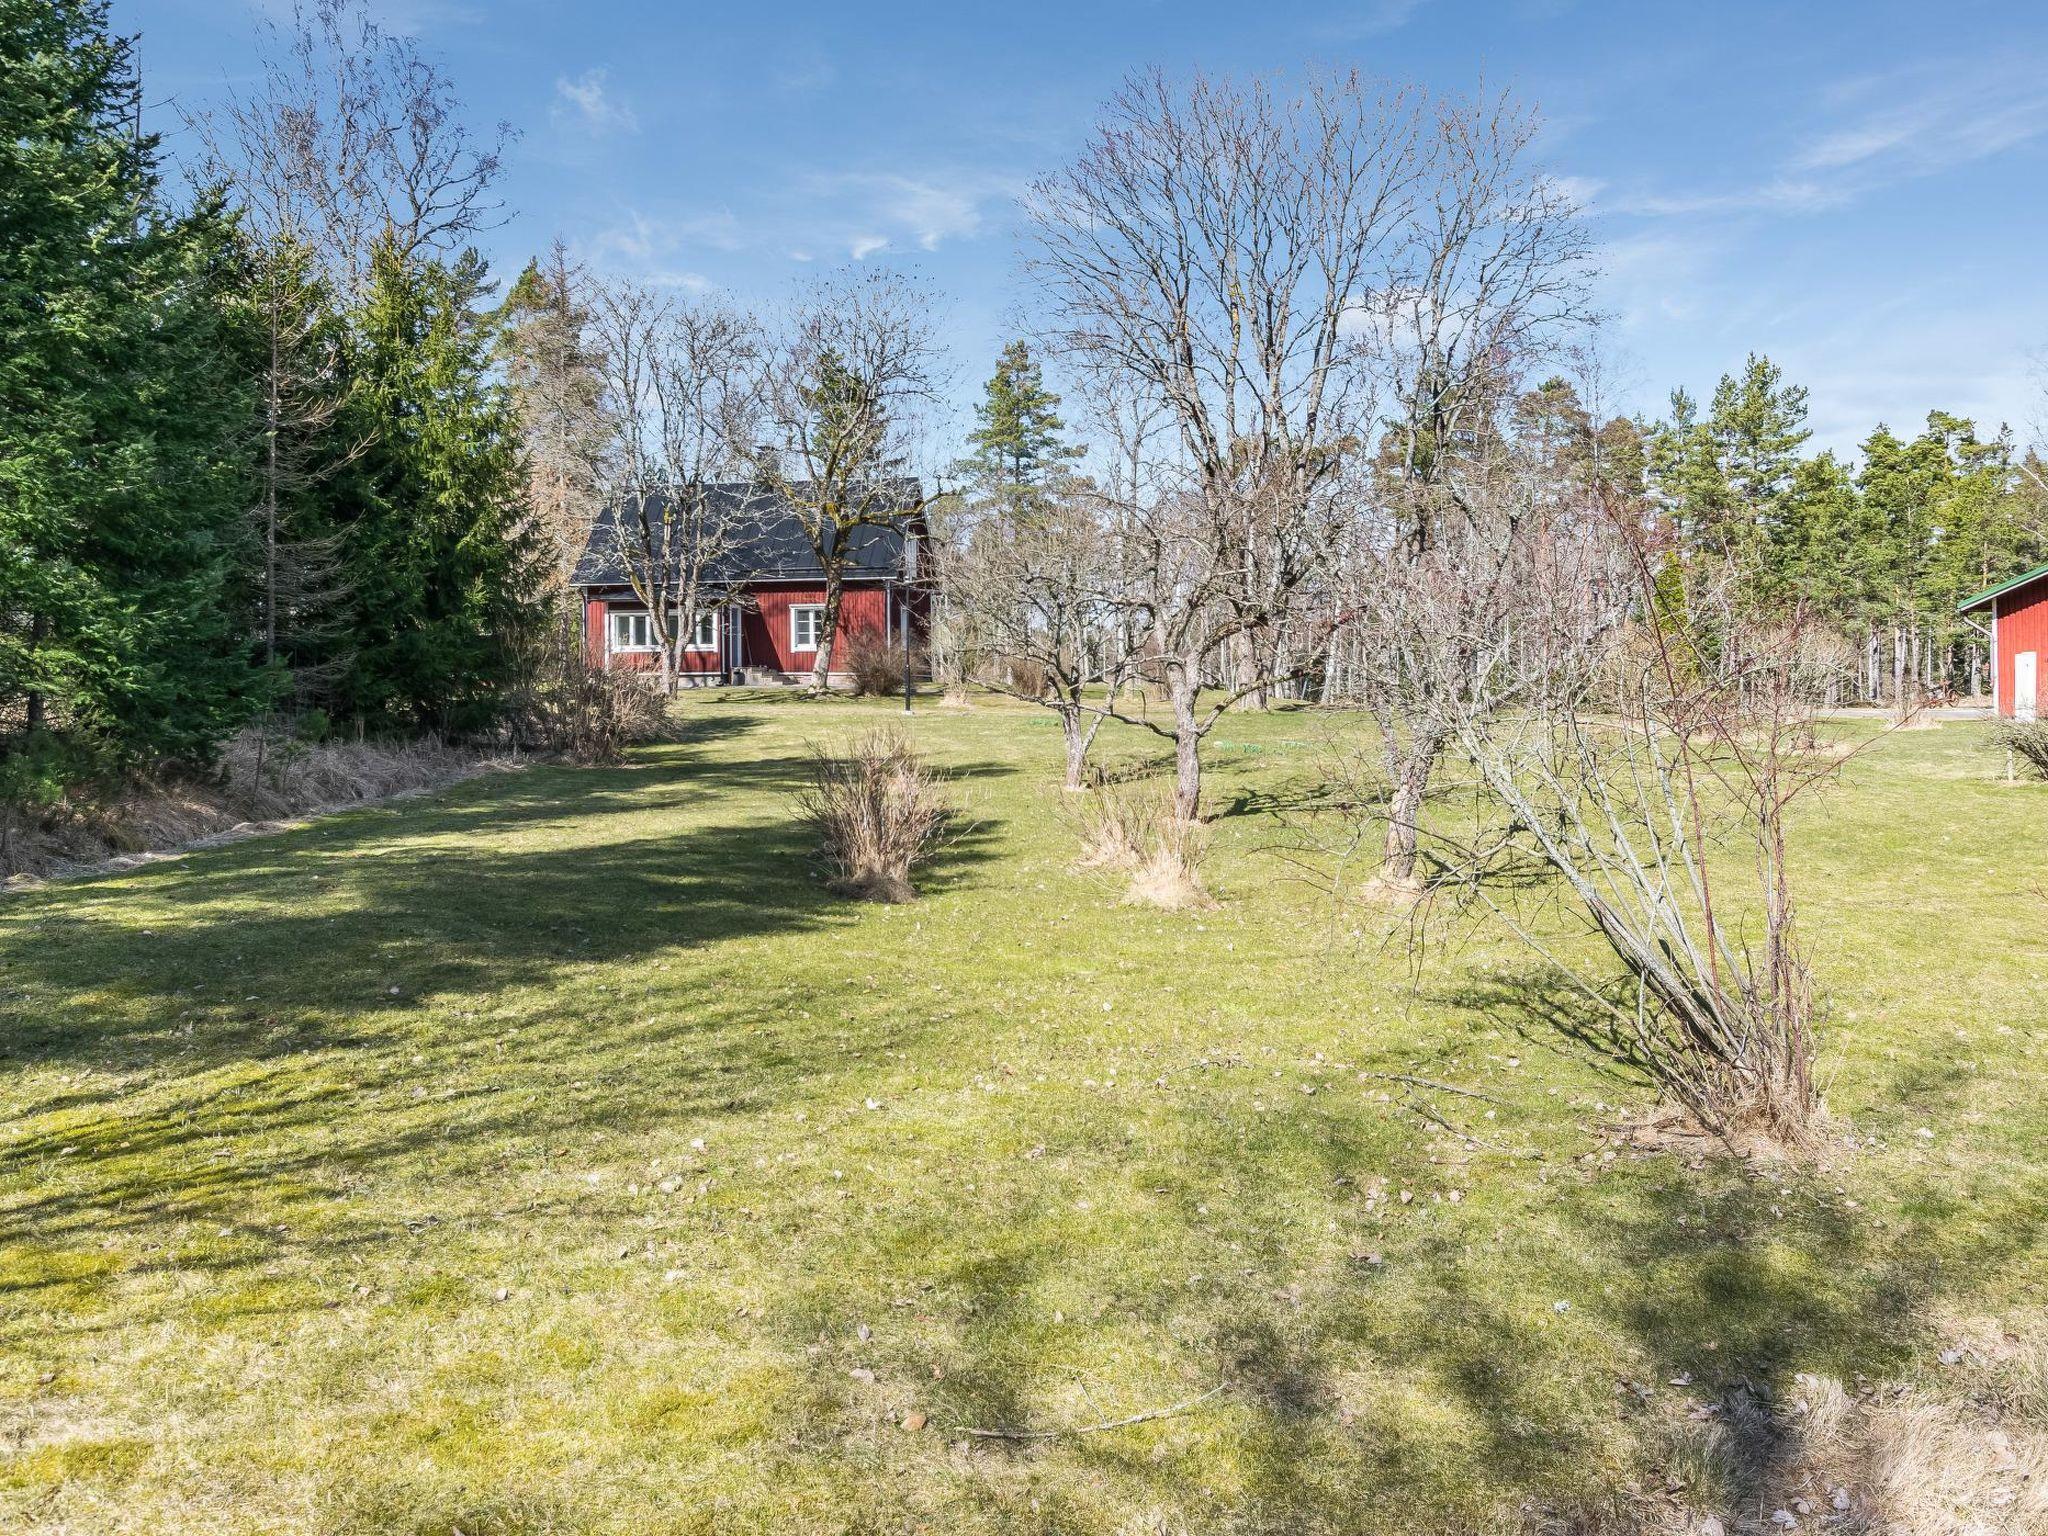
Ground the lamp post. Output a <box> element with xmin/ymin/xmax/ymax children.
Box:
<box><xmin>900</xmin><ymin>530</ymin><xmax>917</xmax><ymax>715</ymax></box>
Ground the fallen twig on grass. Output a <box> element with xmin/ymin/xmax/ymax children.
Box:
<box><xmin>1360</xmin><ymin>1072</ymin><xmax>1506</xmax><ymax>1105</ymax></box>
<box><xmin>949</xmin><ymin>1383</ymin><xmax>1231</xmax><ymax>1442</ymax></box>
<box><xmin>1400</xmin><ymin>1098</ymin><xmax>1539</xmax><ymax>1157</ymax></box>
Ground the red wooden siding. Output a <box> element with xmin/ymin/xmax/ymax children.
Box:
<box><xmin>1995</xmin><ymin>575</ymin><xmax>2048</xmax><ymax>717</ymax></box>
<box><xmin>584</xmin><ymin>583</ymin><xmax>910</xmax><ymax>676</ymax></box>
<box><xmin>583</xmin><ymin>598</ymin><xmax>728</xmax><ymax>675</ymax></box>
<box><xmin>746</xmin><ymin>585</ymin><xmax>890</xmax><ymax>673</ymax></box>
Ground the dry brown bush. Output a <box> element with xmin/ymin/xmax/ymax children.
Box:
<box><xmin>1074</xmin><ymin>778</ymin><xmax>1212</xmax><ymax>908</ymax></box>
<box><xmin>1006</xmin><ymin>657</ymin><xmax>1049</xmax><ymax>698</ymax></box>
<box><xmin>839</xmin><ymin>629</ymin><xmax>920</xmax><ymax>698</ymax></box>
<box><xmin>1127</xmin><ymin>812</ymin><xmax>1212</xmax><ymax>910</ymax></box>
<box><xmin>508</xmin><ymin>625</ymin><xmax>668</xmax><ymax>763</ymax></box>
<box><xmin>799</xmin><ymin>728</ymin><xmax>949</xmax><ymax>903</ymax></box>
<box><xmin>1642</xmin><ymin>1314</ymin><xmax>2048</xmax><ymax>1536</ymax></box>
<box><xmin>1075</xmin><ymin>778</ymin><xmax>1153</xmax><ymax>869</ymax></box>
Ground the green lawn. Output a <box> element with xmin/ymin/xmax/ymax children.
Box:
<box><xmin>2</xmin><ymin>696</ymin><xmax>2043</xmax><ymax>1534</ymax></box>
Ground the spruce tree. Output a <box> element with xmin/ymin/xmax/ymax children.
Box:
<box><xmin>326</xmin><ymin>240</ymin><xmax>539</xmax><ymax>733</ymax></box>
<box><xmin>0</xmin><ymin>0</ymin><xmax>256</xmax><ymax>802</ymax></box>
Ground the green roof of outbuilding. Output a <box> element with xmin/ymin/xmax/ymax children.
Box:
<box><xmin>1958</xmin><ymin>561</ymin><xmax>2048</xmax><ymax>613</ymax></box>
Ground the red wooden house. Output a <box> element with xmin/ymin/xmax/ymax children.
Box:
<box><xmin>1959</xmin><ymin>561</ymin><xmax>2048</xmax><ymax>719</ymax></box>
<box><xmin>571</xmin><ymin>484</ymin><xmax>927</xmax><ymax>685</ymax></box>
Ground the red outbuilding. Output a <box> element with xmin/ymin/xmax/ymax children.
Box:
<box><xmin>1959</xmin><ymin>561</ymin><xmax>2048</xmax><ymax>720</ymax></box>
<box><xmin>571</xmin><ymin>483</ymin><xmax>927</xmax><ymax>686</ymax></box>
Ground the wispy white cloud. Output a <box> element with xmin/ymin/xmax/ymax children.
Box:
<box><xmin>584</xmin><ymin>207</ymin><xmax>740</xmax><ymax>273</ymax></box>
<box><xmin>552</xmin><ymin>69</ymin><xmax>638</xmax><ymax>136</ymax></box>
<box><xmin>579</xmin><ymin>165</ymin><xmax>1018</xmax><ymax>280</ymax></box>
<box><xmin>1604</xmin><ymin>61</ymin><xmax>2048</xmax><ymax>227</ymax></box>
<box><xmin>808</xmin><ymin>171</ymin><xmax>1008</xmax><ymax>251</ymax></box>
<box><xmin>1598</xmin><ymin>178</ymin><xmax>1848</xmax><ymax>218</ymax></box>
<box><xmin>1790</xmin><ymin>69</ymin><xmax>2048</xmax><ymax>176</ymax></box>
<box><xmin>1310</xmin><ymin>0</ymin><xmax>1429</xmax><ymax>40</ymax></box>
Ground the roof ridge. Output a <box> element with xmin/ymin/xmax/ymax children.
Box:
<box><xmin>1958</xmin><ymin>559</ymin><xmax>2048</xmax><ymax>613</ymax></box>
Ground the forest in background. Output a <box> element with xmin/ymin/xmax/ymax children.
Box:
<box><xmin>7</xmin><ymin>0</ymin><xmax>2048</xmax><ymax>840</ymax></box>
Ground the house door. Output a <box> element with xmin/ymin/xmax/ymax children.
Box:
<box><xmin>2017</xmin><ymin>651</ymin><xmax>2038</xmax><ymax>721</ymax></box>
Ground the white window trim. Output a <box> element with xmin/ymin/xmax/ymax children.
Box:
<box><xmin>789</xmin><ymin>603</ymin><xmax>825</xmax><ymax>652</ymax></box>
<box><xmin>684</xmin><ymin>608</ymin><xmax>720</xmax><ymax>653</ymax></box>
<box><xmin>608</xmin><ymin>609</ymin><xmax>656</xmax><ymax>653</ymax></box>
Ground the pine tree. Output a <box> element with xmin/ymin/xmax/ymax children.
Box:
<box><xmin>0</xmin><ymin>0</ymin><xmax>256</xmax><ymax>804</ymax></box>
<box><xmin>960</xmin><ymin>341</ymin><xmax>1079</xmax><ymax>490</ymax></box>
<box><xmin>325</xmin><ymin>240</ymin><xmax>540</xmax><ymax>733</ymax></box>
<box><xmin>1652</xmin><ymin>357</ymin><xmax>1811</xmax><ymax>577</ymax></box>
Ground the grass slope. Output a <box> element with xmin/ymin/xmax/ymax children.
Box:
<box><xmin>2</xmin><ymin>696</ymin><xmax>2043</xmax><ymax>1534</ymax></box>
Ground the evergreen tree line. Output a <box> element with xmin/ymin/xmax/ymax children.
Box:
<box><xmin>1648</xmin><ymin>355</ymin><xmax>2048</xmax><ymax>702</ymax></box>
<box><xmin>0</xmin><ymin>0</ymin><xmax>541</xmax><ymax>815</ymax></box>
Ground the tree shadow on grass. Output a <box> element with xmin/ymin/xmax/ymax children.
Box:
<box><xmin>885</xmin><ymin>964</ymin><xmax>2047</xmax><ymax>1533</ymax></box>
<box><xmin>0</xmin><ymin>732</ymin><xmax>1013</xmax><ymax>1338</ymax></box>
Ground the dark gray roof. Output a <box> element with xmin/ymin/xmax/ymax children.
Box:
<box><xmin>571</xmin><ymin>481</ymin><xmax>921</xmax><ymax>589</ymax></box>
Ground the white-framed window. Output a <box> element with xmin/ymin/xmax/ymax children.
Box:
<box><xmin>790</xmin><ymin>604</ymin><xmax>825</xmax><ymax>652</ymax></box>
<box><xmin>685</xmin><ymin>608</ymin><xmax>719</xmax><ymax>652</ymax></box>
<box><xmin>609</xmin><ymin>609</ymin><xmax>654</xmax><ymax>652</ymax></box>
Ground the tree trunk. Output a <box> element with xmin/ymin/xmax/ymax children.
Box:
<box><xmin>1059</xmin><ymin>700</ymin><xmax>1102</xmax><ymax>790</ymax></box>
<box><xmin>263</xmin><ymin>329</ymin><xmax>281</xmax><ymax>668</ymax></box>
<box><xmin>1169</xmin><ymin>665</ymin><xmax>1202</xmax><ymax>822</ymax></box>
<box><xmin>24</xmin><ymin>613</ymin><xmax>47</xmax><ymax>734</ymax></box>
<box><xmin>1379</xmin><ymin>731</ymin><xmax>1442</xmax><ymax>887</ymax></box>
<box><xmin>811</xmin><ymin>565</ymin><xmax>846</xmax><ymax>692</ymax></box>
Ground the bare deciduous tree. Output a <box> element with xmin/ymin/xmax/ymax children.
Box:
<box><xmin>755</xmin><ymin>269</ymin><xmax>945</xmax><ymax>691</ymax></box>
<box><xmin>1026</xmin><ymin>69</ymin><xmax>1588</xmax><ymax>822</ymax></box>
<box><xmin>584</xmin><ymin>279</ymin><xmax>763</xmax><ymax>694</ymax></box>
<box><xmin>497</xmin><ymin>240</ymin><xmax>607</xmax><ymax>584</ymax></box>
<box><xmin>1338</xmin><ymin>365</ymin><xmax>1628</xmax><ymax>891</ymax></box>
<box><xmin>937</xmin><ymin>483</ymin><xmax>1141</xmax><ymax>788</ymax></box>
<box><xmin>189</xmin><ymin>0</ymin><xmax>513</xmax><ymax>300</ymax></box>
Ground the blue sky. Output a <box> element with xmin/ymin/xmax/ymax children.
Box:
<box><xmin>122</xmin><ymin>0</ymin><xmax>2048</xmax><ymax>457</ymax></box>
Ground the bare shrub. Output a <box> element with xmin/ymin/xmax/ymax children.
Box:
<box><xmin>839</xmin><ymin>629</ymin><xmax>918</xmax><ymax>698</ymax></box>
<box><xmin>800</xmin><ymin>729</ymin><xmax>949</xmax><ymax>903</ymax></box>
<box><xmin>1454</xmin><ymin>603</ymin><xmax>1843</xmax><ymax>1152</ymax></box>
<box><xmin>1005</xmin><ymin>657</ymin><xmax>1049</xmax><ymax>699</ymax></box>
<box><xmin>508</xmin><ymin>620</ymin><xmax>668</xmax><ymax>763</ymax></box>
<box><xmin>1073</xmin><ymin>777</ymin><xmax>1212</xmax><ymax>907</ymax></box>
<box><xmin>1993</xmin><ymin>718</ymin><xmax>2048</xmax><ymax>780</ymax></box>
<box><xmin>1074</xmin><ymin>777</ymin><xmax>1153</xmax><ymax>868</ymax></box>
<box><xmin>1128</xmin><ymin>810</ymin><xmax>1212</xmax><ymax>911</ymax></box>
<box><xmin>211</xmin><ymin>732</ymin><xmax>479</xmax><ymax>818</ymax></box>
